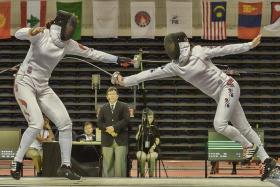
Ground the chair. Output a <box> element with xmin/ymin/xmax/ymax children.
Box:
<box><xmin>136</xmin><ymin>152</ymin><xmax>164</xmax><ymax>178</ymax></box>
<box><xmin>21</xmin><ymin>157</ymin><xmax>36</xmax><ymax>177</ymax></box>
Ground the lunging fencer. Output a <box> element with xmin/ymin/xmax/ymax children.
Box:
<box><xmin>11</xmin><ymin>10</ymin><xmax>134</xmax><ymax>180</ymax></box>
<box><xmin>112</xmin><ymin>32</ymin><xmax>277</xmax><ymax>181</ymax></box>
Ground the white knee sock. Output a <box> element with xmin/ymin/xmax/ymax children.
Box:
<box><xmin>231</xmin><ymin>132</ymin><xmax>252</xmax><ymax>148</ymax></box>
<box><xmin>215</xmin><ymin>122</ymin><xmax>252</xmax><ymax>148</ymax></box>
<box><xmin>256</xmin><ymin>146</ymin><xmax>269</xmax><ymax>162</ymax></box>
<box><xmin>59</xmin><ymin>129</ymin><xmax>72</xmax><ymax>167</ymax></box>
<box><xmin>14</xmin><ymin>127</ymin><xmax>40</xmax><ymax>162</ymax></box>
<box><xmin>242</xmin><ymin>128</ymin><xmax>269</xmax><ymax>162</ymax></box>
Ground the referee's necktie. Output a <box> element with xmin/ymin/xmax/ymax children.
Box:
<box><xmin>111</xmin><ymin>105</ymin><xmax>114</xmax><ymax>113</ymax></box>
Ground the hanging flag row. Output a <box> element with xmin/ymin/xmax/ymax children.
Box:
<box><xmin>0</xmin><ymin>0</ymin><xmax>279</xmax><ymax>40</ymax></box>
<box><xmin>0</xmin><ymin>0</ymin><xmax>83</xmax><ymax>40</ymax></box>
<box><xmin>92</xmin><ymin>0</ymin><xmax>192</xmax><ymax>39</ymax></box>
<box><xmin>0</xmin><ymin>0</ymin><xmax>191</xmax><ymax>40</ymax></box>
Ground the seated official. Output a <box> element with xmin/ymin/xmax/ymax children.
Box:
<box><xmin>25</xmin><ymin>117</ymin><xmax>54</xmax><ymax>176</ymax></box>
<box><xmin>76</xmin><ymin>122</ymin><xmax>96</xmax><ymax>142</ymax></box>
<box><xmin>136</xmin><ymin>108</ymin><xmax>160</xmax><ymax>177</ymax></box>
<box><xmin>72</xmin><ymin>122</ymin><xmax>100</xmax><ymax>163</ymax></box>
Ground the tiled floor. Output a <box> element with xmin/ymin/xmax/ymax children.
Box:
<box><xmin>0</xmin><ymin>160</ymin><xmax>263</xmax><ymax>178</ymax></box>
<box><xmin>129</xmin><ymin>160</ymin><xmax>262</xmax><ymax>178</ymax></box>
<box><xmin>0</xmin><ymin>177</ymin><xmax>277</xmax><ymax>187</ymax></box>
<box><xmin>0</xmin><ymin>160</ymin><xmax>278</xmax><ymax>187</ymax></box>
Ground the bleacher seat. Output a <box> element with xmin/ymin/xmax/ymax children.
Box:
<box><xmin>1</xmin><ymin>36</ymin><xmax>280</xmax><ymax>159</ymax></box>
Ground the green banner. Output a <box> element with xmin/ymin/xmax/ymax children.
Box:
<box><xmin>208</xmin><ymin>129</ymin><xmax>264</xmax><ymax>161</ymax></box>
<box><xmin>56</xmin><ymin>1</ymin><xmax>82</xmax><ymax>40</ymax></box>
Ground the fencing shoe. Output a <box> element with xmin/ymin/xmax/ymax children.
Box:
<box><xmin>261</xmin><ymin>157</ymin><xmax>277</xmax><ymax>181</ymax></box>
<box><xmin>10</xmin><ymin>161</ymin><xmax>23</xmax><ymax>180</ymax></box>
<box><xmin>57</xmin><ymin>165</ymin><xmax>81</xmax><ymax>180</ymax></box>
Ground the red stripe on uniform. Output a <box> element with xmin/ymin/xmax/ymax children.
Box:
<box><xmin>202</xmin><ymin>1</ymin><xmax>205</xmax><ymax>39</ymax></box>
<box><xmin>21</xmin><ymin>1</ymin><xmax>27</xmax><ymax>27</ymax></box>
<box><xmin>40</xmin><ymin>0</ymin><xmax>46</xmax><ymax>27</ymax></box>
<box><xmin>207</xmin><ymin>0</ymin><xmax>210</xmax><ymax>39</ymax></box>
<box><xmin>223</xmin><ymin>22</ymin><xmax>226</xmax><ymax>39</ymax></box>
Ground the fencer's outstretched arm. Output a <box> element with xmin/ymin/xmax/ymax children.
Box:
<box><xmin>201</xmin><ymin>35</ymin><xmax>261</xmax><ymax>59</ymax></box>
<box><xmin>114</xmin><ymin>62</ymin><xmax>176</xmax><ymax>87</ymax></box>
<box><xmin>15</xmin><ymin>27</ymin><xmax>45</xmax><ymax>43</ymax></box>
<box><xmin>65</xmin><ymin>40</ymin><xmax>118</xmax><ymax>64</ymax></box>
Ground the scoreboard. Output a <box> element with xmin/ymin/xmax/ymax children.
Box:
<box><xmin>208</xmin><ymin>129</ymin><xmax>264</xmax><ymax>161</ymax></box>
<box><xmin>0</xmin><ymin>128</ymin><xmax>21</xmax><ymax>159</ymax></box>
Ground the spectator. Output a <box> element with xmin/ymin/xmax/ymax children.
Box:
<box><xmin>25</xmin><ymin>117</ymin><xmax>54</xmax><ymax>176</ymax></box>
<box><xmin>136</xmin><ymin>108</ymin><xmax>160</xmax><ymax>177</ymax></box>
<box><xmin>97</xmin><ymin>86</ymin><xmax>129</xmax><ymax>177</ymax></box>
<box><xmin>77</xmin><ymin>122</ymin><xmax>96</xmax><ymax>142</ymax></box>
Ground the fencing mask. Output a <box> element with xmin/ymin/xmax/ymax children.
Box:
<box><xmin>164</xmin><ymin>32</ymin><xmax>189</xmax><ymax>60</ymax></box>
<box><xmin>53</xmin><ymin>10</ymin><xmax>77</xmax><ymax>41</ymax></box>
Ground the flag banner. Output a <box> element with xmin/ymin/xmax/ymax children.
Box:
<box><xmin>92</xmin><ymin>0</ymin><xmax>119</xmax><ymax>38</ymax></box>
<box><xmin>238</xmin><ymin>2</ymin><xmax>262</xmax><ymax>40</ymax></box>
<box><xmin>57</xmin><ymin>1</ymin><xmax>82</xmax><ymax>40</ymax></box>
<box><xmin>0</xmin><ymin>1</ymin><xmax>11</xmax><ymax>39</ymax></box>
<box><xmin>166</xmin><ymin>0</ymin><xmax>192</xmax><ymax>37</ymax></box>
<box><xmin>201</xmin><ymin>0</ymin><xmax>227</xmax><ymax>40</ymax></box>
<box><xmin>271</xmin><ymin>2</ymin><xmax>280</xmax><ymax>23</ymax></box>
<box><xmin>131</xmin><ymin>1</ymin><xmax>155</xmax><ymax>39</ymax></box>
<box><xmin>21</xmin><ymin>0</ymin><xmax>46</xmax><ymax>28</ymax></box>
<box><xmin>264</xmin><ymin>2</ymin><xmax>280</xmax><ymax>32</ymax></box>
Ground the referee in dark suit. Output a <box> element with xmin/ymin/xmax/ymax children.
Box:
<box><xmin>97</xmin><ymin>86</ymin><xmax>129</xmax><ymax>177</ymax></box>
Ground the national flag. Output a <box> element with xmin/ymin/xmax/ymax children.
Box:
<box><xmin>131</xmin><ymin>1</ymin><xmax>155</xmax><ymax>39</ymax></box>
<box><xmin>21</xmin><ymin>0</ymin><xmax>46</xmax><ymax>28</ymax></box>
<box><xmin>264</xmin><ymin>2</ymin><xmax>280</xmax><ymax>32</ymax></box>
<box><xmin>202</xmin><ymin>0</ymin><xmax>227</xmax><ymax>40</ymax></box>
<box><xmin>92</xmin><ymin>0</ymin><xmax>119</xmax><ymax>38</ymax></box>
<box><xmin>271</xmin><ymin>2</ymin><xmax>280</xmax><ymax>23</ymax></box>
<box><xmin>0</xmin><ymin>1</ymin><xmax>11</xmax><ymax>39</ymax></box>
<box><xmin>166</xmin><ymin>0</ymin><xmax>192</xmax><ymax>37</ymax></box>
<box><xmin>238</xmin><ymin>2</ymin><xmax>262</xmax><ymax>40</ymax></box>
<box><xmin>57</xmin><ymin>1</ymin><xmax>82</xmax><ymax>40</ymax></box>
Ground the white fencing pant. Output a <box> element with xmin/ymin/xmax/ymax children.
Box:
<box><xmin>213</xmin><ymin>78</ymin><xmax>252</xmax><ymax>147</ymax></box>
<box><xmin>14</xmin><ymin>74</ymin><xmax>72</xmax><ymax>165</ymax></box>
<box><xmin>214</xmin><ymin>78</ymin><xmax>268</xmax><ymax>161</ymax></box>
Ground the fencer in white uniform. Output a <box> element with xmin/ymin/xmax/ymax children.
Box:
<box><xmin>11</xmin><ymin>10</ymin><xmax>133</xmax><ymax>180</ymax></box>
<box><xmin>112</xmin><ymin>32</ymin><xmax>276</xmax><ymax>181</ymax></box>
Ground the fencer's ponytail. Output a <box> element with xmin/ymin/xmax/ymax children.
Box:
<box><xmin>46</xmin><ymin>20</ymin><xmax>55</xmax><ymax>29</ymax></box>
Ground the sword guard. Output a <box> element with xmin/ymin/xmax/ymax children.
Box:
<box><xmin>111</xmin><ymin>71</ymin><xmax>121</xmax><ymax>85</ymax></box>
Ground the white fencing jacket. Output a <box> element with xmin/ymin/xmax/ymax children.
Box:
<box><xmin>15</xmin><ymin>27</ymin><xmax>118</xmax><ymax>82</ymax></box>
<box><xmin>122</xmin><ymin>42</ymin><xmax>253</xmax><ymax>100</ymax></box>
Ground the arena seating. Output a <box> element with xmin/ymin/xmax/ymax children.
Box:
<box><xmin>0</xmin><ymin>36</ymin><xmax>280</xmax><ymax>160</ymax></box>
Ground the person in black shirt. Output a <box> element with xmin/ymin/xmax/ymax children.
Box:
<box><xmin>77</xmin><ymin>122</ymin><xmax>96</xmax><ymax>142</ymax></box>
<box><xmin>136</xmin><ymin>108</ymin><xmax>160</xmax><ymax>177</ymax></box>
